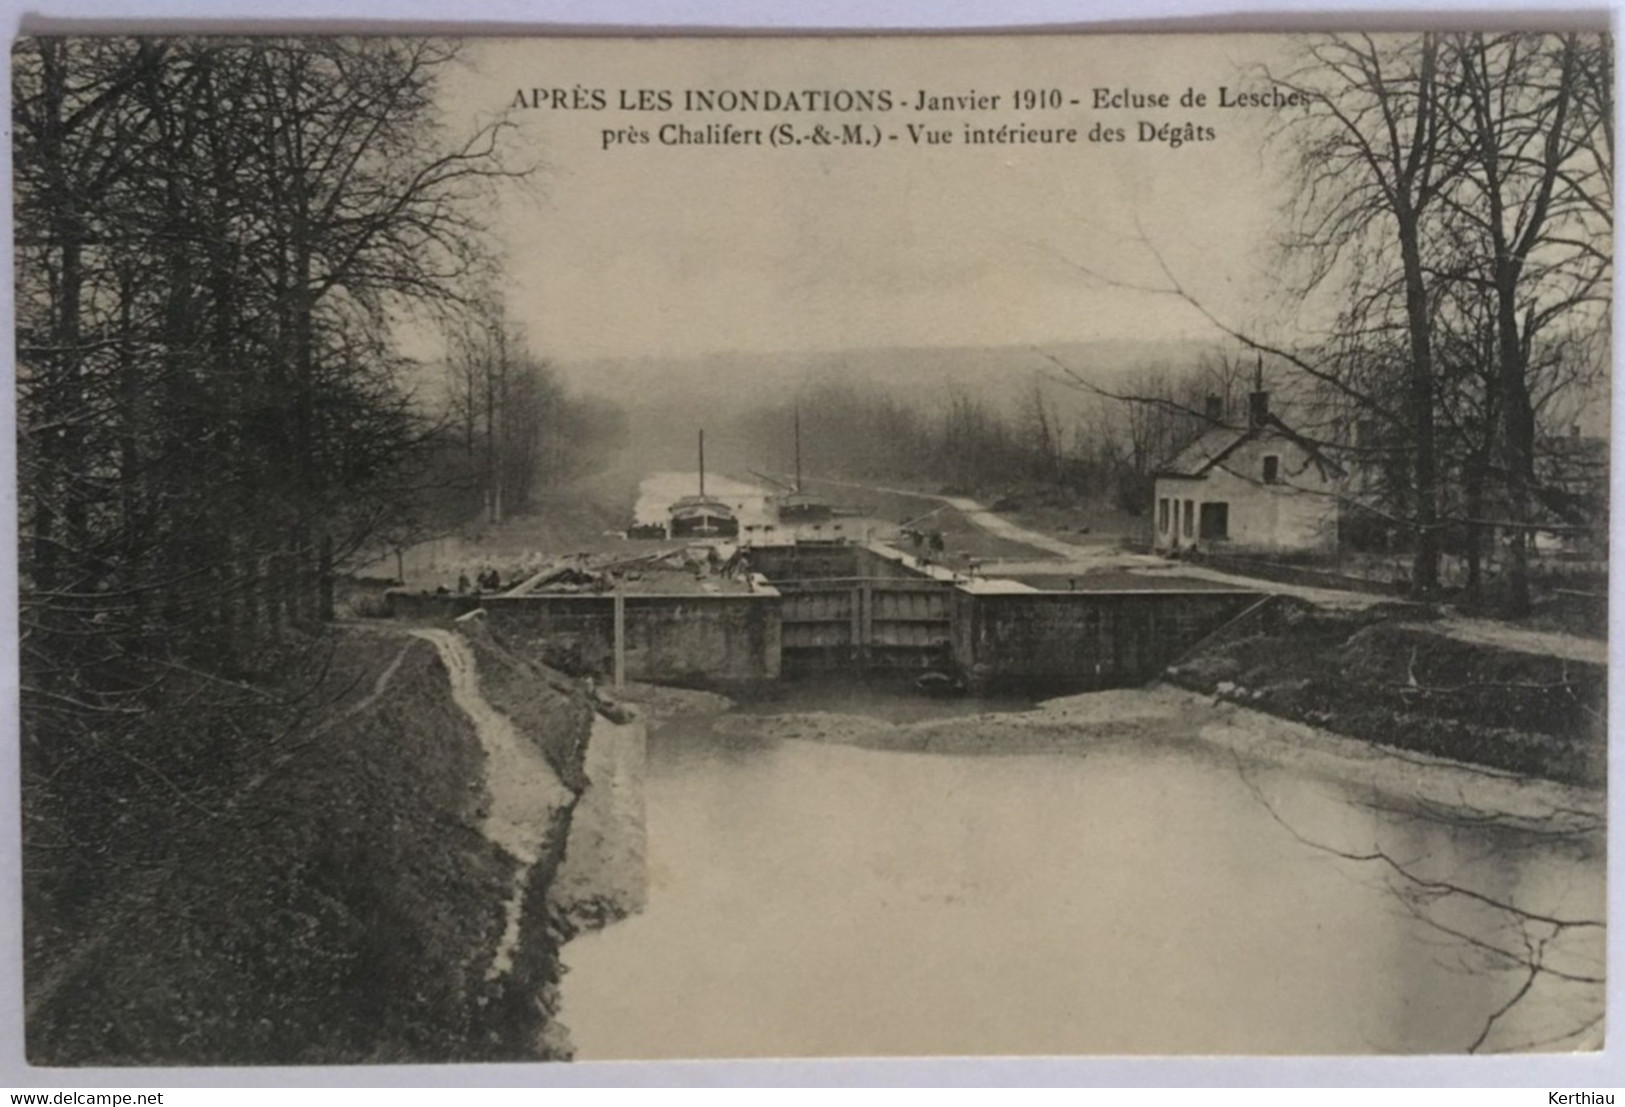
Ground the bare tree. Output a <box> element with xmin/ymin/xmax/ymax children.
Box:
<box><xmin>1442</xmin><ymin>33</ymin><xmax>1612</xmax><ymax>613</ymax></box>
<box><xmin>1273</xmin><ymin>33</ymin><xmax>1465</xmax><ymax>594</ymax></box>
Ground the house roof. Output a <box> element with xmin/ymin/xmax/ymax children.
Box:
<box><xmin>1158</xmin><ymin>425</ymin><xmax>1249</xmax><ymax>478</ymax></box>
<box><xmin>1533</xmin><ymin>434</ymin><xmax>1608</xmax><ymax>525</ymax></box>
<box><xmin>1154</xmin><ymin>415</ymin><xmax>1345</xmax><ymax>481</ymax></box>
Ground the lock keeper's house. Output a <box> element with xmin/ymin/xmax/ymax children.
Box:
<box><xmin>1152</xmin><ymin>386</ymin><xmax>1344</xmax><ymax>557</ymax></box>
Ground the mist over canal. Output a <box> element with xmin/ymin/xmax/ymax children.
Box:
<box><xmin>559</xmin><ymin>692</ymin><xmax>1603</xmax><ymax>1058</ymax></box>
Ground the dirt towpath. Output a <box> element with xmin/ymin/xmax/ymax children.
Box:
<box><xmin>410</xmin><ymin>629</ymin><xmax>574</xmax><ymax>977</ymax></box>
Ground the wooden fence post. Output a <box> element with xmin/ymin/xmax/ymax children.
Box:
<box><xmin>614</xmin><ymin>583</ymin><xmax>626</xmax><ymax>691</ymax></box>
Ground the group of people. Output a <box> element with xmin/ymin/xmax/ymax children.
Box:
<box><xmin>901</xmin><ymin>526</ymin><xmax>946</xmax><ymax>553</ymax></box>
<box><xmin>455</xmin><ymin>568</ymin><xmax>505</xmax><ymax>594</ymax></box>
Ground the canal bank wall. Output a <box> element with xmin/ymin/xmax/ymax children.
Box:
<box><xmin>550</xmin><ymin>712</ymin><xmax>649</xmax><ymax>929</ymax></box>
<box><xmin>399</xmin><ymin>620</ymin><xmax>650</xmax><ymax>1061</ymax></box>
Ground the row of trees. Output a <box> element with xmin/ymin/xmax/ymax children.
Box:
<box><xmin>16</xmin><ymin>37</ymin><xmax>521</xmax><ymax>668</ymax></box>
<box><xmin>13</xmin><ymin>37</ymin><xmax>534</xmax><ymax>1011</ymax></box>
<box><xmin>737</xmin><ymin>357</ymin><xmax>1242</xmax><ymax>518</ymax></box>
<box><xmin>15</xmin><ymin>38</ymin><xmax>635</xmax><ymax>1055</ymax></box>
<box><xmin>438</xmin><ymin>297</ymin><xmax>628</xmax><ymax>530</ymax></box>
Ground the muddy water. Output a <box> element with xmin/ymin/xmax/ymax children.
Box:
<box><xmin>559</xmin><ymin>698</ymin><xmax>1603</xmax><ymax>1058</ymax></box>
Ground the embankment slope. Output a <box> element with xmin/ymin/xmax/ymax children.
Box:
<box><xmin>25</xmin><ymin>626</ymin><xmax>604</xmax><ymax>1066</ymax></box>
<box><xmin>1164</xmin><ymin>597</ymin><xmax>1606</xmax><ymax>788</ymax></box>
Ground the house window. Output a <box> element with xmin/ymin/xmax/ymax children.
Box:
<box><xmin>1182</xmin><ymin>500</ymin><xmax>1194</xmax><ymax>538</ymax></box>
<box><xmin>1263</xmin><ymin>455</ymin><xmax>1280</xmax><ymax>484</ymax></box>
<box><xmin>1199</xmin><ymin>502</ymin><xmax>1229</xmax><ymax>541</ymax></box>
<box><xmin>1158</xmin><ymin>497</ymin><xmax>1170</xmax><ymax>533</ymax></box>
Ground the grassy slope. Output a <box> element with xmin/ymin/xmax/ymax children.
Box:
<box><xmin>462</xmin><ymin>618</ymin><xmax>596</xmax><ymax>796</ymax></box>
<box><xmin>25</xmin><ymin>629</ymin><xmax>594</xmax><ymax>1065</ymax></box>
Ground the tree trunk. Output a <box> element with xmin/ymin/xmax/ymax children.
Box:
<box><xmin>1464</xmin><ymin>467</ymin><xmax>1485</xmax><ymax>602</ymax></box>
<box><xmin>32</xmin><ymin>41</ymin><xmax>77</xmax><ymax>604</ymax></box>
<box><xmin>1398</xmin><ymin>215</ymin><xmax>1441</xmax><ymax>596</ymax></box>
<box><xmin>319</xmin><ymin>532</ymin><xmax>335</xmax><ymax>622</ymax></box>
<box><xmin>1496</xmin><ymin>276</ymin><xmax>1537</xmax><ymax>617</ymax></box>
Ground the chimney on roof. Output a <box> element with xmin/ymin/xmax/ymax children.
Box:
<box><xmin>1248</xmin><ymin>355</ymin><xmax>1269</xmax><ymax>429</ymax></box>
<box><xmin>1204</xmin><ymin>395</ymin><xmax>1223</xmax><ymax>423</ymax></box>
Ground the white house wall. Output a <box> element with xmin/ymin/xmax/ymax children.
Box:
<box><xmin>1153</xmin><ymin>434</ymin><xmax>1339</xmax><ymax>555</ymax></box>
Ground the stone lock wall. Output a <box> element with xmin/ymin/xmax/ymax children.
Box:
<box><xmin>952</xmin><ymin>589</ymin><xmax>1260</xmax><ymax>693</ymax></box>
<box><xmin>481</xmin><ymin>593</ymin><xmax>782</xmax><ymax>686</ymax></box>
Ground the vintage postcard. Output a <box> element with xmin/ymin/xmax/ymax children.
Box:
<box><xmin>12</xmin><ymin>31</ymin><xmax>1609</xmax><ymax>1067</ymax></box>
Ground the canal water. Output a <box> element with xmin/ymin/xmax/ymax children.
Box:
<box><xmin>632</xmin><ymin>471</ymin><xmax>775</xmax><ymax>528</ymax></box>
<box><xmin>559</xmin><ymin>695</ymin><xmax>1603</xmax><ymax>1059</ymax></box>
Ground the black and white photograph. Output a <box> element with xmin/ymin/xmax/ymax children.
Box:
<box><xmin>10</xmin><ymin>28</ymin><xmax>1612</xmax><ymax>1068</ymax></box>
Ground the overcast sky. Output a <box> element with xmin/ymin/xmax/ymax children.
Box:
<box><xmin>434</xmin><ymin>35</ymin><xmax>1311</xmax><ymax>365</ymax></box>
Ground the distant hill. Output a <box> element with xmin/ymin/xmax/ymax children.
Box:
<box><xmin>554</xmin><ymin>340</ymin><xmax>1218</xmax><ymax>472</ymax></box>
